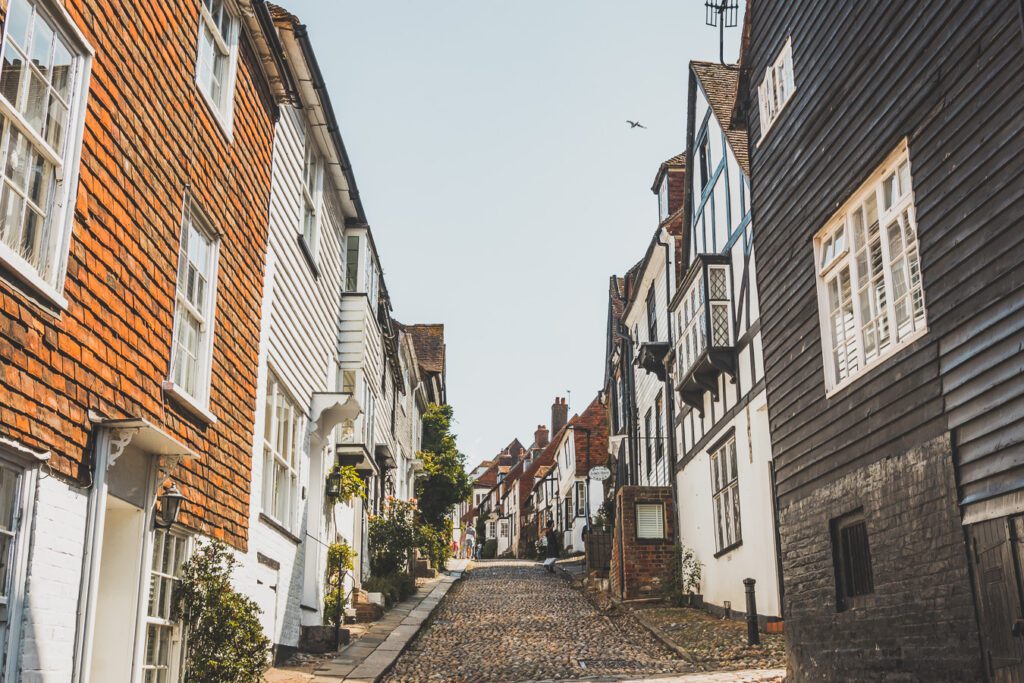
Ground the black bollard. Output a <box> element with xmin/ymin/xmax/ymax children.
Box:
<box><xmin>743</xmin><ymin>578</ymin><xmax>760</xmax><ymax>646</ymax></box>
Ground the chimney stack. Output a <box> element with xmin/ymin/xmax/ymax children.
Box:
<box><xmin>534</xmin><ymin>424</ymin><xmax>550</xmax><ymax>449</ymax></box>
<box><xmin>552</xmin><ymin>397</ymin><xmax>568</xmax><ymax>435</ymax></box>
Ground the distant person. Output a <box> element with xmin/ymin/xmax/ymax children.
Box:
<box><xmin>543</xmin><ymin>520</ymin><xmax>560</xmax><ymax>573</ymax></box>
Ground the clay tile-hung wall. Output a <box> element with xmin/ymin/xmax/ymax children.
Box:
<box><xmin>0</xmin><ymin>0</ymin><xmax>277</xmax><ymax>549</ymax></box>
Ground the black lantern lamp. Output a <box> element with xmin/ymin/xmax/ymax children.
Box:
<box><xmin>326</xmin><ymin>467</ymin><xmax>343</xmax><ymax>499</ymax></box>
<box><xmin>154</xmin><ymin>483</ymin><xmax>186</xmax><ymax>529</ymax></box>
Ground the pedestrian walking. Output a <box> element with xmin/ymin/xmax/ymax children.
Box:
<box><xmin>542</xmin><ymin>520</ymin><xmax>560</xmax><ymax>573</ymax></box>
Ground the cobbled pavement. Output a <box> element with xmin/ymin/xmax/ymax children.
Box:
<box><xmin>381</xmin><ymin>560</ymin><xmax>701</xmax><ymax>682</ymax></box>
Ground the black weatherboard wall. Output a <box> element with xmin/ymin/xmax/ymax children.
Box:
<box><xmin>746</xmin><ymin>1</ymin><xmax>1024</xmax><ymax>681</ymax></box>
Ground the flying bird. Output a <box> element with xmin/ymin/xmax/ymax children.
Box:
<box><xmin>626</xmin><ymin>120</ymin><xmax>647</xmax><ymax>129</ymax></box>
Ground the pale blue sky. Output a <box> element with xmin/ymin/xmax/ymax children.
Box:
<box><xmin>285</xmin><ymin>1</ymin><xmax>743</xmax><ymax>464</ymax></box>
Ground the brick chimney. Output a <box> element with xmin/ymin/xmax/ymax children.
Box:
<box><xmin>534</xmin><ymin>425</ymin><xmax>550</xmax><ymax>449</ymax></box>
<box><xmin>552</xmin><ymin>397</ymin><xmax>568</xmax><ymax>435</ymax></box>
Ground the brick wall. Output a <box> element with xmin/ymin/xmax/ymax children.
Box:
<box><xmin>0</xmin><ymin>0</ymin><xmax>275</xmax><ymax>548</ymax></box>
<box><xmin>610</xmin><ymin>486</ymin><xmax>675</xmax><ymax>600</ymax></box>
<box><xmin>780</xmin><ymin>435</ymin><xmax>982</xmax><ymax>682</ymax></box>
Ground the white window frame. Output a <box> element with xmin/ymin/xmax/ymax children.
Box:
<box><xmin>140</xmin><ymin>528</ymin><xmax>191</xmax><ymax>683</ymax></box>
<box><xmin>814</xmin><ymin>141</ymin><xmax>927</xmax><ymax>395</ymax></box>
<box><xmin>710</xmin><ymin>436</ymin><xmax>741</xmax><ymax>553</ymax></box>
<box><xmin>0</xmin><ymin>444</ymin><xmax>43</xmax><ymax>682</ymax></box>
<box><xmin>300</xmin><ymin>128</ymin><xmax>323</xmax><ymax>267</ymax></box>
<box><xmin>574</xmin><ymin>480</ymin><xmax>585</xmax><ymax>517</ymax></box>
<box><xmin>757</xmin><ymin>37</ymin><xmax>795</xmax><ymax>141</ymax></box>
<box><xmin>658</xmin><ymin>174</ymin><xmax>669</xmax><ymax>222</ymax></box>
<box><xmin>261</xmin><ymin>371</ymin><xmax>304</xmax><ymax>532</ymax></box>
<box><xmin>0</xmin><ymin>0</ymin><xmax>92</xmax><ymax>308</ymax></box>
<box><xmin>194</xmin><ymin>0</ymin><xmax>239</xmax><ymax>136</ymax></box>
<box><xmin>165</xmin><ymin>197</ymin><xmax>220</xmax><ymax>423</ymax></box>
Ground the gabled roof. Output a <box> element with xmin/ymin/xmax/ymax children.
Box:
<box><xmin>651</xmin><ymin>152</ymin><xmax>687</xmax><ymax>193</ymax></box>
<box><xmin>691</xmin><ymin>61</ymin><xmax>749</xmax><ymax>174</ymax></box>
<box><xmin>475</xmin><ymin>462</ymin><xmax>500</xmax><ymax>488</ymax></box>
<box><xmin>569</xmin><ymin>396</ymin><xmax>610</xmax><ymax>476</ymax></box>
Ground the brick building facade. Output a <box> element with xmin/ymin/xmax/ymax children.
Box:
<box><xmin>0</xmin><ymin>0</ymin><xmax>283</xmax><ymax>678</ymax></box>
<box><xmin>610</xmin><ymin>486</ymin><xmax>675</xmax><ymax>600</ymax></box>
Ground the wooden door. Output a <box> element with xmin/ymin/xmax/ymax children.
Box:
<box><xmin>970</xmin><ymin>516</ymin><xmax>1024</xmax><ymax>683</ymax></box>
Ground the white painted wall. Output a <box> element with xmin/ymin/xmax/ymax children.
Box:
<box><xmin>671</xmin><ymin>74</ymin><xmax>780</xmax><ymax>618</ymax></box>
<box><xmin>623</xmin><ymin>245</ymin><xmax>673</xmax><ymax>487</ymax></box>
<box><xmin>675</xmin><ymin>391</ymin><xmax>779</xmax><ymax>617</ymax></box>
<box><xmin>240</xmin><ymin>103</ymin><xmax>355</xmax><ymax>648</ymax></box>
<box><xmin>19</xmin><ymin>475</ymin><xmax>88</xmax><ymax>683</ymax></box>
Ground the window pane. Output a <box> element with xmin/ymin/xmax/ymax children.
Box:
<box><xmin>24</xmin><ymin>70</ymin><xmax>48</xmax><ymax>134</ymax></box>
<box><xmin>0</xmin><ymin>46</ymin><xmax>26</xmax><ymax>106</ymax></box>
<box><xmin>50</xmin><ymin>36</ymin><xmax>73</xmax><ymax>100</ymax></box>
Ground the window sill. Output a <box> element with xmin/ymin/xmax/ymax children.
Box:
<box><xmin>0</xmin><ymin>243</ymin><xmax>69</xmax><ymax>313</ymax></box>
<box><xmin>823</xmin><ymin>325</ymin><xmax>929</xmax><ymax>399</ymax></box>
<box><xmin>259</xmin><ymin>512</ymin><xmax>301</xmax><ymax>544</ymax></box>
<box><xmin>714</xmin><ymin>539</ymin><xmax>743</xmax><ymax>559</ymax></box>
<box><xmin>296</xmin><ymin>234</ymin><xmax>320</xmax><ymax>278</ymax></box>
<box><xmin>163</xmin><ymin>381</ymin><xmax>218</xmax><ymax>425</ymax></box>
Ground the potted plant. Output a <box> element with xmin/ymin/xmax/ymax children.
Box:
<box><xmin>672</xmin><ymin>545</ymin><xmax>704</xmax><ymax>608</ymax></box>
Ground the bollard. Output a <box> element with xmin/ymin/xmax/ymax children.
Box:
<box><xmin>743</xmin><ymin>578</ymin><xmax>760</xmax><ymax>646</ymax></box>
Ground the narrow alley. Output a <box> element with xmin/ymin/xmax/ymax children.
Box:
<box><xmin>381</xmin><ymin>561</ymin><xmax>784</xmax><ymax>683</ymax></box>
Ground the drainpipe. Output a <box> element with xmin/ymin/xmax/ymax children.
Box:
<box><xmin>659</xmin><ymin>230</ymin><xmax>680</xmax><ymax>545</ymax></box>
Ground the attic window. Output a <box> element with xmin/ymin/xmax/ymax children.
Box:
<box><xmin>758</xmin><ymin>37</ymin><xmax>795</xmax><ymax>140</ymax></box>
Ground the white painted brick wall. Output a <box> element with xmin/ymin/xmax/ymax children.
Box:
<box><xmin>19</xmin><ymin>474</ymin><xmax>88</xmax><ymax>683</ymax></box>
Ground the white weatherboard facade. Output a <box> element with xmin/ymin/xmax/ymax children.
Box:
<box><xmin>671</xmin><ymin>66</ymin><xmax>780</xmax><ymax>618</ymax></box>
<box><xmin>243</xmin><ymin>100</ymin><xmax>362</xmax><ymax>650</ymax></box>
<box><xmin>622</xmin><ymin>241</ymin><xmax>674</xmax><ymax>488</ymax></box>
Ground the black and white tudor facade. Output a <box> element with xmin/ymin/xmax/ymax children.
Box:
<box><xmin>667</xmin><ymin>61</ymin><xmax>780</xmax><ymax>620</ymax></box>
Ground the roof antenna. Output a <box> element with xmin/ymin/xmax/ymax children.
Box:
<box><xmin>705</xmin><ymin>0</ymin><xmax>739</xmax><ymax>65</ymax></box>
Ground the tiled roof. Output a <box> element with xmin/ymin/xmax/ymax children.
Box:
<box><xmin>570</xmin><ymin>396</ymin><xmax>610</xmax><ymax>476</ymax></box>
<box><xmin>691</xmin><ymin>61</ymin><xmax>749</xmax><ymax>175</ymax></box>
<box><xmin>266</xmin><ymin>2</ymin><xmax>296</xmax><ymax>24</ymax></box>
<box><xmin>475</xmin><ymin>462</ymin><xmax>499</xmax><ymax>488</ymax></box>
<box><xmin>402</xmin><ymin>323</ymin><xmax>446</xmax><ymax>375</ymax></box>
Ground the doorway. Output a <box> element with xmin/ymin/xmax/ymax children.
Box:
<box><xmin>969</xmin><ymin>515</ymin><xmax>1024</xmax><ymax>683</ymax></box>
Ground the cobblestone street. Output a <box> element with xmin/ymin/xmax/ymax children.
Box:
<box><xmin>382</xmin><ymin>560</ymin><xmax>782</xmax><ymax>683</ymax></box>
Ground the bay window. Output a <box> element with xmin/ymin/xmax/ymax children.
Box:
<box><xmin>0</xmin><ymin>0</ymin><xmax>90</xmax><ymax>304</ymax></box>
<box><xmin>815</xmin><ymin>142</ymin><xmax>926</xmax><ymax>393</ymax></box>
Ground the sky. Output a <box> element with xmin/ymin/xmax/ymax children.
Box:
<box><xmin>285</xmin><ymin>1</ymin><xmax>743</xmax><ymax>465</ymax></box>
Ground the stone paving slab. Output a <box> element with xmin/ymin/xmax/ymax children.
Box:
<box><xmin>624</xmin><ymin>669</ymin><xmax>785</xmax><ymax>682</ymax></box>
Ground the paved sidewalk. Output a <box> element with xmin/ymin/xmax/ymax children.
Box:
<box><xmin>308</xmin><ymin>559</ymin><xmax>469</xmax><ymax>682</ymax></box>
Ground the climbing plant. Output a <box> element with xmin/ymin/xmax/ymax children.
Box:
<box><xmin>414</xmin><ymin>404</ymin><xmax>472</xmax><ymax>570</ymax></box>
<box><xmin>323</xmin><ymin>540</ymin><xmax>357</xmax><ymax>625</ymax></box>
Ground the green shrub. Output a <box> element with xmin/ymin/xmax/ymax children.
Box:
<box><xmin>416</xmin><ymin>519</ymin><xmax>451</xmax><ymax>571</ymax></box>
<box><xmin>173</xmin><ymin>539</ymin><xmax>271</xmax><ymax>683</ymax></box>
<box><xmin>481</xmin><ymin>539</ymin><xmax>497</xmax><ymax>559</ymax></box>
<box><xmin>323</xmin><ymin>541</ymin><xmax>357</xmax><ymax>625</ymax></box>
<box><xmin>369</xmin><ymin>498</ymin><xmax>417</xmax><ymax>576</ymax></box>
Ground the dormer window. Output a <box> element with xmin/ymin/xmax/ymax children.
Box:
<box><xmin>658</xmin><ymin>174</ymin><xmax>669</xmax><ymax>222</ymax></box>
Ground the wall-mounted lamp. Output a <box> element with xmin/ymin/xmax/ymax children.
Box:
<box><xmin>154</xmin><ymin>483</ymin><xmax>186</xmax><ymax>529</ymax></box>
<box><xmin>326</xmin><ymin>468</ymin><xmax>343</xmax><ymax>499</ymax></box>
